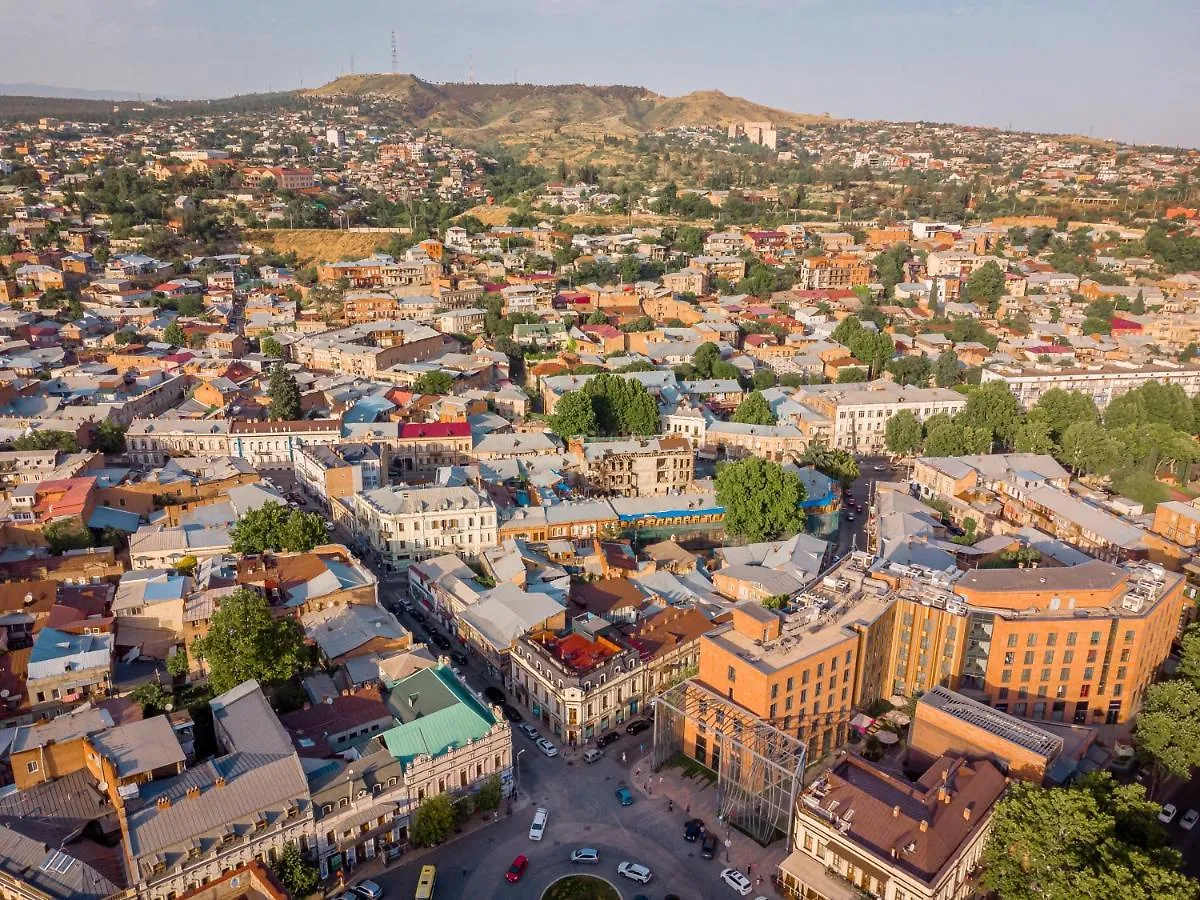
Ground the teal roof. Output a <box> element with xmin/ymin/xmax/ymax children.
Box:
<box><xmin>381</xmin><ymin>666</ymin><xmax>496</xmax><ymax>766</ymax></box>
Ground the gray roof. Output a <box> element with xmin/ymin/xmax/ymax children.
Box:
<box><xmin>302</xmin><ymin>603</ymin><xmax>408</xmax><ymax>660</ymax></box>
<box><xmin>0</xmin><ymin>827</ymin><xmax>119</xmax><ymax>900</ymax></box>
<box><xmin>210</xmin><ymin>680</ymin><xmax>294</xmax><ymax>757</ymax></box>
<box><xmin>11</xmin><ymin>708</ymin><xmax>113</xmax><ymax>753</ymax></box>
<box><xmin>89</xmin><ymin>716</ymin><xmax>185</xmax><ymax>779</ymax></box>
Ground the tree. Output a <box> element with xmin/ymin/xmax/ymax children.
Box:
<box><xmin>1061</xmin><ymin>421</ymin><xmax>1122</xmax><ymax>475</ymax></box>
<box><xmin>886</xmin><ymin>354</ymin><xmax>931</xmax><ymax>386</ymax></box>
<box><xmin>129</xmin><ymin>681</ymin><xmax>172</xmax><ymax>715</ymax></box>
<box><xmin>1027</xmin><ymin>389</ymin><xmax>1099</xmax><ymax>444</ymax></box>
<box><xmin>1136</xmin><ymin>679</ymin><xmax>1200</xmax><ymax>788</ymax></box>
<box><xmin>716</xmin><ymin>458</ymin><xmax>806</xmax><ymax>542</ymax></box>
<box><xmin>982</xmin><ymin>773</ymin><xmax>1196</xmax><ymax>900</ymax></box>
<box><xmin>731</xmin><ymin>391</ymin><xmax>776</xmax><ymax>426</ymax></box>
<box><xmin>586</xmin><ymin>309</ymin><xmax>608</xmax><ymax>325</ymax></box>
<box><xmin>550</xmin><ymin>390</ymin><xmax>599</xmax><ymax>438</ymax></box>
<box><xmin>10</xmin><ymin>430</ymin><xmax>79</xmax><ymax>452</ymax></box>
<box><xmin>267</xmin><ymin>363</ymin><xmax>301</xmax><ymax>420</ymax></box>
<box><xmin>413</xmin><ymin>371</ymin><xmax>454</xmax><ymax>395</ymax></box>
<box><xmin>272</xmin><ymin>843</ymin><xmax>319</xmax><ymax>898</ymax></box>
<box><xmin>761</xmin><ymin>594</ymin><xmax>790</xmax><ymax>610</ymax></box>
<box><xmin>884</xmin><ymin>410</ymin><xmax>923</xmax><ymax>457</ymax></box>
<box><xmin>923</xmin><ymin>422</ymin><xmax>991</xmax><ymax>457</ymax></box>
<box><xmin>163</xmin><ymin>322</ymin><xmax>186</xmax><ymax>347</ymax></box>
<box><xmin>802</xmin><ymin>442</ymin><xmax>860</xmax><ymax>486</ymax></box>
<box><xmin>933</xmin><ymin>349</ymin><xmax>960</xmax><ymax>387</ymax></box>
<box><xmin>1179</xmin><ymin>623</ymin><xmax>1200</xmax><ymax>691</ymax></box>
<box><xmin>692</xmin><ymin>342</ymin><xmax>723</xmax><ymax>379</ymax></box>
<box><xmin>90</xmin><ymin>418</ymin><xmax>127</xmax><ymax>454</ymax></box>
<box><xmin>410</xmin><ymin>793</ymin><xmax>456</xmax><ymax>847</ymax></box>
<box><xmin>230</xmin><ymin>502</ymin><xmax>329</xmax><ymax>555</ymax></box>
<box><xmin>837</xmin><ymin>366</ymin><xmax>868</xmax><ymax>383</ymax></box>
<box><xmin>190</xmin><ymin>587</ymin><xmax>310</xmax><ymax>694</ymax></box>
<box><xmin>260</xmin><ymin>336</ymin><xmax>284</xmax><ymax>358</ymax></box>
<box><xmin>476</xmin><ymin>773</ymin><xmax>503</xmax><ymax>811</ymax></box>
<box><xmin>43</xmin><ymin>520</ymin><xmax>94</xmax><ymax>554</ymax></box>
<box><xmin>1012</xmin><ymin>419</ymin><xmax>1056</xmax><ymax>454</ymax></box>
<box><xmin>583</xmin><ymin>373</ymin><xmax>659</xmax><ymax>436</ymax></box>
<box><xmin>965</xmin><ymin>260</ymin><xmax>1006</xmax><ymax>312</ymax></box>
<box><xmin>957</xmin><ymin>382</ymin><xmax>1021</xmax><ymax>447</ymax></box>
<box><xmin>166</xmin><ymin>650</ymin><xmax>190</xmax><ymax>680</ymax></box>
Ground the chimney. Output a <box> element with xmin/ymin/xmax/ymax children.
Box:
<box><xmin>919</xmin><ymin>819</ymin><xmax>928</xmax><ymax>833</ymax></box>
<box><xmin>937</xmin><ymin>786</ymin><xmax>950</xmax><ymax>804</ymax></box>
<box><xmin>892</xmin><ymin>804</ymin><xmax>900</xmax><ymax>818</ymax></box>
<box><xmin>215</xmin><ymin>776</ymin><xmax>226</xmax><ymax>788</ymax></box>
<box><xmin>156</xmin><ymin>796</ymin><xmax>171</xmax><ymax>810</ymax></box>
<box><xmin>186</xmin><ymin>785</ymin><xmax>201</xmax><ymax>800</ymax></box>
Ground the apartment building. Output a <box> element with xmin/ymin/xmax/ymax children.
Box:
<box><xmin>797</xmin><ymin>382</ymin><xmax>967</xmax><ymax>454</ymax></box>
<box><xmin>342</xmin><ymin>485</ymin><xmax>497</xmax><ymax>573</ymax></box>
<box><xmin>704</xmin><ymin>420</ymin><xmax>808</xmax><ymax>461</ymax></box>
<box><xmin>240</xmin><ymin>166</ymin><xmax>316</xmax><ymax>191</ymax></box>
<box><xmin>291</xmin><ymin>321</ymin><xmax>452</xmax><ymax>378</ymax></box>
<box><xmin>777</xmin><ymin>753</ymin><xmax>1005</xmax><ymax>900</ymax></box>
<box><xmin>127</xmin><ymin>419</ymin><xmax>233</xmax><ymax>466</ymax></box>
<box><xmin>797</xmin><ymin>255</ymin><xmax>872</xmax><ymax>290</ymax></box>
<box><xmin>511</xmin><ymin>617</ymin><xmax>649</xmax><ymax>745</ymax></box>
<box><xmin>690</xmin><ymin>255</ymin><xmax>747</xmax><ymax>283</ymax></box>
<box><xmin>390</xmin><ymin>421</ymin><xmax>473</xmax><ymax>482</ymax></box>
<box><xmin>229</xmin><ymin>419</ymin><xmax>342</xmax><ymax>473</ymax></box>
<box><xmin>295</xmin><ymin>442</ymin><xmax>384</xmax><ymax>504</ymax></box>
<box><xmin>980</xmin><ymin>361</ymin><xmax>1200</xmax><ymax>409</ymax></box>
<box><xmin>1151</xmin><ymin>500</ymin><xmax>1200</xmax><ymax>548</ymax></box>
<box><xmin>568</xmin><ymin>436</ymin><xmax>694</xmax><ymax>497</ymax></box>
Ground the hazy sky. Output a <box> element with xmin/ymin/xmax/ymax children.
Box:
<box><xmin>2</xmin><ymin>0</ymin><xmax>1197</xmax><ymax>147</ymax></box>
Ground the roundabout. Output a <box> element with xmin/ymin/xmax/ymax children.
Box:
<box><xmin>541</xmin><ymin>873</ymin><xmax>622</xmax><ymax>900</ymax></box>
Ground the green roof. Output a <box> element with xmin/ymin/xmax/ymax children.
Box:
<box><xmin>381</xmin><ymin>666</ymin><xmax>496</xmax><ymax>765</ymax></box>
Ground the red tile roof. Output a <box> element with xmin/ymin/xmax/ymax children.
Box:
<box><xmin>398</xmin><ymin>421</ymin><xmax>471</xmax><ymax>439</ymax></box>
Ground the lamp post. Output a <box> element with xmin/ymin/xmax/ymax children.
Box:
<box><xmin>515</xmin><ymin>748</ymin><xmax>526</xmax><ymax>795</ymax></box>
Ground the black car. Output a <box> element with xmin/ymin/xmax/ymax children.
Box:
<box><xmin>684</xmin><ymin>818</ymin><xmax>705</xmax><ymax>841</ymax></box>
<box><xmin>596</xmin><ymin>732</ymin><xmax>620</xmax><ymax>748</ymax></box>
<box><xmin>501</xmin><ymin>703</ymin><xmax>523</xmax><ymax>723</ymax></box>
<box><xmin>431</xmin><ymin>632</ymin><xmax>452</xmax><ymax>649</ymax></box>
<box><xmin>450</xmin><ymin>651</ymin><xmax>468</xmax><ymax>667</ymax></box>
<box><xmin>411</xmin><ymin>610</ymin><xmax>426</xmax><ymax>624</ymax></box>
<box><xmin>625</xmin><ymin>719</ymin><xmax>651</xmax><ymax>736</ymax></box>
<box><xmin>484</xmin><ymin>686</ymin><xmax>506</xmax><ymax>705</ymax></box>
<box><xmin>700</xmin><ymin>833</ymin><xmax>717</xmax><ymax>859</ymax></box>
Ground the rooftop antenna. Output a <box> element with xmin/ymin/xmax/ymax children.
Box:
<box><xmin>350</xmin><ymin>53</ymin><xmax>355</xmax><ymax>75</ymax></box>
<box><xmin>468</xmin><ymin>55</ymin><xmax>475</xmax><ymax>85</ymax></box>
<box><xmin>391</xmin><ymin>31</ymin><xmax>398</xmax><ymax>75</ymax></box>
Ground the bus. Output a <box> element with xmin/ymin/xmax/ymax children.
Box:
<box><xmin>414</xmin><ymin>864</ymin><xmax>437</xmax><ymax>900</ymax></box>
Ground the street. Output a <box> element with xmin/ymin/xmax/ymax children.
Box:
<box><xmin>835</xmin><ymin>454</ymin><xmax>900</xmax><ymax>558</ymax></box>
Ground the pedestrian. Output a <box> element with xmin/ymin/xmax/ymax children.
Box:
<box><xmin>622</xmin><ymin>751</ymin><xmax>627</xmax><ymax>764</ymax></box>
<box><xmin>686</xmin><ymin>803</ymin><xmax>691</xmax><ymax>815</ymax></box>
<box><xmin>659</xmin><ymin>776</ymin><xmax>664</xmax><ymax>785</ymax></box>
<box><xmin>635</xmin><ymin>767</ymin><xmax>640</xmax><ymax>778</ymax></box>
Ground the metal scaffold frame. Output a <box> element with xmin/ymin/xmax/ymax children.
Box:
<box><xmin>651</xmin><ymin>679</ymin><xmax>806</xmax><ymax>846</ymax></box>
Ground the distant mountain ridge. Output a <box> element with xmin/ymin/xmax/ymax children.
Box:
<box><xmin>0</xmin><ymin>83</ymin><xmax>147</xmax><ymax>101</ymax></box>
<box><xmin>304</xmin><ymin>73</ymin><xmax>835</xmax><ymax>138</ymax></box>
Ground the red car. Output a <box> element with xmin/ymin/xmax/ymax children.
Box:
<box><xmin>506</xmin><ymin>854</ymin><xmax>529</xmax><ymax>883</ymax></box>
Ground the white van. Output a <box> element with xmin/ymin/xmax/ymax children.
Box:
<box><xmin>528</xmin><ymin>806</ymin><xmax>548</xmax><ymax>841</ymax></box>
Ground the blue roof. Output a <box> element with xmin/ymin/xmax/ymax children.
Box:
<box><xmin>143</xmin><ymin>575</ymin><xmax>187</xmax><ymax>602</ymax></box>
<box><xmin>343</xmin><ymin>396</ymin><xmax>396</xmax><ymax>424</ymax></box>
<box><xmin>617</xmin><ymin>503</ymin><xmax>724</xmax><ymax>523</ymax></box>
<box><xmin>87</xmin><ymin>506</ymin><xmax>141</xmax><ymax>533</ymax></box>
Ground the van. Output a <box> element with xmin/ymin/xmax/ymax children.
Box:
<box><xmin>582</xmin><ymin>748</ymin><xmax>604</xmax><ymax>764</ymax></box>
<box><xmin>528</xmin><ymin>806</ymin><xmax>548</xmax><ymax>841</ymax></box>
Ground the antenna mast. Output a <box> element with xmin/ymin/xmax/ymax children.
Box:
<box><xmin>390</xmin><ymin>31</ymin><xmax>398</xmax><ymax>74</ymax></box>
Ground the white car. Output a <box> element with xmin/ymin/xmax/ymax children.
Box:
<box><xmin>617</xmin><ymin>861</ymin><xmax>652</xmax><ymax>884</ymax></box>
<box><xmin>721</xmin><ymin>867</ymin><xmax>754</xmax><ymax>896</ymax></box>
<box><xmin>350</xmin><ymin>882</ymin><xmax>384</xmax><ymax>900</ymax></box>
<box><xmin>1159</xmin><ymin>803</ymin><xmax>1178</xmax><ymax>824</ymax></box>
<box><xmin>582</xmin><ymin>748</ymin><xmax>604</xmax><ymax>764</ymax></box>
<box><xmin>570</xmin><ymin>848</ymin><xmax>600</xmax><ymax>864</ymax></box>
<box><xmin>528</xmin><ymin>806</ymin><xmax>548</xmax><ymax>841</ymax></box>
<box><xmin>536</xmin><ymin>737</ymin><xmax>559</xmax><ymax>758</ymax></box>
<box><xmin>1181</xmin><ymin>808</ymin><xmax>1199</xmax><ymax>830</ymax></box>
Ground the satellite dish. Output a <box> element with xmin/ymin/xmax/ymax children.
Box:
<box><xmin>98</xmin><ymin>781</ymin><xmax>108</xmax><ymax>792</ymax></box>
<box><xmin>164</xmin><ymin>702</ymin><xmax>174</xmax><ymax>712</ymax></box>
<box><xmin>0</xmin><ymin>689</ymin><xmax>9</xmax><ymax>698</ymax></box>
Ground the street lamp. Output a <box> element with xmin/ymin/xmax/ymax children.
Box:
<box><xmin>515</xmin><ymin>748</ymin><xmax>526</xmax><ymax>794</ymax></box>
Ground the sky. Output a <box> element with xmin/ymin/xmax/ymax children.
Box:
<box><xmin>1</xmin><ymin>0</ymin><xmax>1197</xmax><ymax>147</ymax></box>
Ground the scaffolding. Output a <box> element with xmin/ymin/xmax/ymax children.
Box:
<box><xmin>652</xmin><ymin>679</ymin><xmax>806</xmax><ymax>846</ymax></box>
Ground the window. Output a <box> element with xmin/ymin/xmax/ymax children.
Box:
<box><xmin>1090</xmin><ymin>631</ymin><xmax>1101</xmax><ymax>645</ymax></box>
<box><xmin>1040</xmin><ymin>669</ymin><xmax>1050</xmax><ymax>682</ymax></box>
<box><xmin>1066</xmin><ymin>632</ymin><xmax>1078</xmax><ymax>646</ymax></box>
<box><xmin>727</xmin><ymin>666</ymin><xmax>736</xmax><ymax>682</ymax></box>
<box><xmin>1063</xmin><ymin>650</ymin><xmax>1074</xmax><ymax>664</ymax></box>
<box><xmin>26</xmin><ymin>760</ymin><xmax>38</xmax><ymax>774</ymax></box>
<box><xmin>771</xmin><ymin>683</ymin><xmax>778</xmax><ymax>699</ymax></box>
<box><xmin>1007</xmin><ymin>634</ymin><xmax>1018</xmax><ymax>648</ymax></box>
<box><xmin>1046</xmin><ymin>632</ymin><xmax>1058</xmax><ymax>647</ymax></box>
<box><xmin>1023</xmin><ymin>651</ymin><xmax>1035</xmax><ymax>665</ymax></box>
<box><xmin>1043</xmin><ymin>651</ymin><xmax>1055</xmax><ymax>664</ymax></box>
<box><xmin>1124</xmin><ymin>629</ymin><xmax>1135</xmax><ymax>643</ymax></box>
<box><xmin>786</xmin><ymin>676</ymin><xmax>794</xmax><ymax>692</ymax></box>
<box><xmin>1020</xmin><ymin>669</ymin><xmax>1031</xmax><ymax>683</ymax></box>
<box><xmin>1026</xmin><ymin>633</ymin><xmax>1038</xmax><ymax>647</ymax></box>
<box><xmin>1001</xmin><ymin>669</ymin><xmax>1012</xmax><ymax>683</ymax></box>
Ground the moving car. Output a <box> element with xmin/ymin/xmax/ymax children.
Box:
<box><xmin>617</xmin><ymin>862</ymin><xmax>652</xmax><ymax>884</ymax></box>
<box><xmin>582</xmin><ymin>748</ymin><xmax>604</xmax><ymax>764</ymax></box>
<box><xmin>701</xmin><ymin>833</ymin><xmax>718</xmax><ymax>859</ymax></box>
<box><xmin>684</xmin><ymin>818</ymin><xmax>705</xmax><ymax>841</ymax></box>
<box><xmin>505</xmin><ymin>854</ymin><xmax>528</xmax><ymax>883</ymax></box>
<box><xmin>1181</xmin><ymin>808</ymin><xmax>1200</xmax><ymax>830</ymax></box>
<box><xmin>625</xmin><ymin>719</ymin><xmax>651</xmax><ymax>736</ymax></box>
<box><xmin>484</xmin><ymin>686</ymin><xmax>506</xmax><ymax>704</ymax></box>
<box><xmin>536</xmin><ymin>737</ymin><xmax>559</xmax><ymax>758</ymax></box>
<box><xmin>1159</xmin><ymin>803</ymin><xmax>1178</xmax><ymax>824</ymax></box>
<box><xmin>615</xmin><ymin>786</ymin><xmax>634</xmax><ymax>806</ymax></box>
<box><xmin>570</xmin><ymin>848</ymin><xmax>600</xmax><ymax>864</ymax></box>
<box><xmin>349</xmin><ymin>881</ymin><xmax>383</xmax><ymax>900</ymax></box>
<box><xmin>451</xmin><ymin>651</ymin><xmax>468</xmax><ymax>666</ymax></box>
<box><xmin>597</xmin><ymin>731</ymin><xmax>621</xmax><ymax>748</ymax></box>
<box><xmin>720</xmin><ymin>867</ymin><xmax>754</xmax><ymax>895</ymax></box>
<box><xmin>518</xmin><ymin>723</ymin><xmax>540</xmax><ymax>741</ymax></box>
<box><xmin>528</xmin><ymin>807</ymin><xmax>548</xmax><ymax>840</ymax></box>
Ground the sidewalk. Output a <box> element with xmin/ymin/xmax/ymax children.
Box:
<box><xmin>322</xmin><ymin>787</ymin><xmax>534</xmax><ymax>897</ymax></box>
<box><xmin>624</xmin><ymin>749</ymin><xmax>789</xmax><ymax>897</ymax></box>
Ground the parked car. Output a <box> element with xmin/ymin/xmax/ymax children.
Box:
<box><xmin>701</xmin><ymin>833</ymin><xmax>718</xmax><ymax>859</ymax></box>
<box><xmin>617</xmin><ymin>862</ymin><xmax>652</xmax><ymax>884</ymax></box>
<box><xmin>451</xmin><ymin>651</ymin><xmax>468</xmax><ymax>666</ymax></box>
<box><xmin>536</xmin><ymin>737</ymin><xmax>559</xmax><ymax>758</ymax></box>
<box><xmin>430</xmin><ymin>632</ymin><xmax>452</xmax><ymax>649</ymax></box>
<box><xmin>625</xmin><ymin>719</ymin><xmax>651</xmax><ymax>736</ymax></box>
<box><xmin>615</xmin><ymin>786</ymin><xmax>634</xmax><ymax>806</ymax></box>
<box><xmin>1181</xmin><ymin>808</ymin><xmax>1200</xmax><ymax>830</ymax></box>
<box><xmin>501</xmin><ymin>704</ymin><xmax>522</xmax><ymax>723</ymax></box>
<box><xmin>570</xmin><ymin>848</ymin><xmax>600</xmax><ymax>864</ymax></box>
<box><xmin>518</xmin><ymin>723</ymin><xmax>541</xmax><ymax>741</ymax></box>
<box><xmin>1159</xmin><ymin>803</ymin><xmax>1178</xmax><ymax>824</ymax></box>
<box><xmin>528</xmin><ymin>807</ymin><xmax>548</xmax><ymax>841</ymax></box>
<box><xmin>720</xmin><ymin>867</ymin><xmax>754</xmax><ymax>895</ymax></box>
<box><xmin>350</xmin><ymin>883</ymin><xmax>384</xmax><ymax>900</ymax></box>
<box><xmin>582</xmin><ymin>748</ymin><xmax>604</xmax><ymax>764</ymax></box>
<box><xmin>597</xmin><ymin>732</ymin><xmax>621</xmax><ymax>748</ymax></box>
<box><xmin>411</xmin><ymin>610</ymin><xmax>426</xmax><ymax>624</ymax></box>
<box><xmin>484</xmin><ymin>686</ymin><xmax>506</xmax><ymax>704</ymax></box>
<box><xmin>505</xmin><ymin>854</ymin><xmax>528</xmax><ymax>883</ymax></box>
<box><xmin>684</xmin><ymin>818</ymin><xmax>705</xmax><ymax>841</ymax></box>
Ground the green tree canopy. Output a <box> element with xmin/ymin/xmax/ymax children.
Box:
<box><xmin>957</xmin><ymin>382</ymin><xmax>1021</xmax><ymax>447</ymax></box>
<box><xmin>10</xmin><ymin>430</ymin><xmax>80</xmax><ymax>452</ymax></box>
<box><xmin>1026</xmin><ymin>388</ymin><xmax>1099</xmax><ymax>444</ymax></box>
<box><xmin>1060</xmin><ymin>420</ymin><xmax>1123</xmax><ymax>475</ymax></box>
<box><xmin>923</xmin><ymin>421</ymin><xmax>992</xmax><ymax>457</ymax></box>
<box><xmin>44</xmin><ymin>520</ymin><xmax>94</xmax><ymax>554</ymax></box>
<box><xmin>230</xmin><ymin>502</ymin><xmax>329</xmax><ymax>555</ymax></box>
<box><xmin>476</xmin><ymin>773</ymin><xmax>503</xmax><ymax>811</ymax></box>
<box><xmin>583</xmin><ymin>373</ymin><xmax>659</xmax><ymax>436</ymax></box>
<box><xmin>550</xmin><ymin>390</ymin><xmax>599</xmax><ymax>438</ymax></box>
<box><xmin>90</xmin><ymin>419</ymin><xmax>127</xmax><ymax>454</ymax></box>
<box><xmin>1179</xmin><ymin>623</ymin><xmax>1200</xmax><ymax>690</ymax></box>
<box><xmin>731</xmin><ymin>390</ymin><xmax>776</xmax><ymax>426</ymax></box>
<box><xmin>190</xmin><ymin>587</ymin><xmax>310</xmax><ymax>694</ymax></box>
<box><xmin>272</xmin><ymin>843</ymin><xmax>319</xmax><ymax>898</ymax></box>
<box><xmin>163</xmin><ymin>322</ymin><xmax>187</xmax><ymax>347</ymax></box>
<box><xmin>692</xmin><ymin>342</ymin><xmax>723</xmax><ymax>379</ymax></box>
<box><xmin>410</xmin><ymin>793</ymin><xmax>456</xmax><ymax>847</ymax></box>
<box><xmin>413</xmin><ymin>371</ymin><xmax>455</xmax><ymax>395</ymax></box>
<box><xmin>886</xmin><ymin>354</ymin><xmax>932</xmax><ymax>386</ymax></box>
<box><xmin>1135</xmin><ymin>679</ymin><xmax>1200</xmax><ymax>788</ymax></box>
<box><xmin>716</xmin><ymin>458</ymin><xmax>806</xmax><ymax>542</ymax></box>
<box><xmin>802</xmin><ymin>442</ymin><xmax>860</xmax><ymax>486</ymax></box>
<box><xmin>933</xmin><ymin>349</ymin><xmax>960</xmax><ymax>387</ymax></box>
<box><xmin>260</xmin><ymin>336</ymin><xmax>284</xmax><ymax>358</ymax></box>
<box><xmin>982</xmin><ymin>773</ymin><xmax>1196</xmax><ymax>900</ymax></box>
<box><xmin>267</xmin><ymin>363</ymin><xmax>302</xmax><ymax>420</ymax></box>
<box><xmin>884</xmin><ymin>410</ymin><xmax>923</xmax><ymax>457</ymax></box>
<box><xmin>965</xmin><ymin>260</ymin><xmax>1006</xmax><ymax>312</ymax></box>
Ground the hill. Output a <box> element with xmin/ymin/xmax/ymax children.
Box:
<box><xmin>305</xmin><ymin>74</ymin><xmax>833</xmax><ymax>140</ymax></box>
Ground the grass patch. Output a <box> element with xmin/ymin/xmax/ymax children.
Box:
<box><xmin>541</xmin><ymin>874</ymin><xmax>620</xmax><ymax>900</ymax></box>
